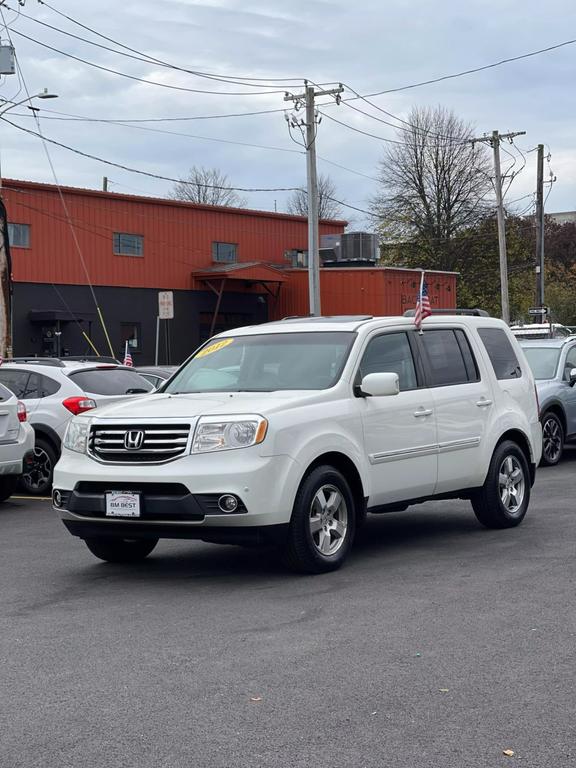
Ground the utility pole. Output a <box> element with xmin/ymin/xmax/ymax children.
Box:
<box><xmin>284</xmin><ymin>82</ymin><xmax>343</xmax><ymax>316</ymax></box>
<box><xmin>534</xmin><ymin>144</ymin><xmax>545</xmax><ymax>308</ymax></box>
<box><xmin>470</xmin><ymin>130</ymin><xmax>526</xmax><ymax>324</ymax></box>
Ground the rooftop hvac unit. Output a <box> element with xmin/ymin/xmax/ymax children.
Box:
<box><xmin>339</xmin><ymin>232</ymin><xmax>378</xmax><ymax>262</ymax></box>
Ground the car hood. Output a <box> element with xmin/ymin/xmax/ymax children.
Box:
<box><xmin>82</xmin><ymin>390</ymin><xmax>330</xmax><ymax>421</ymax></box>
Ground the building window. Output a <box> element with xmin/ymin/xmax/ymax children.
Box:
<box><xmin>7</xmin><ymin>222</ymin><xmax>30</xmax><ymax>248</ymax></box>
<box><xmin>212</xmin><ymin>242</ymin><xmax>237</xmax><ymax>263</ymax></box>
<box><xmin>113</xmin><ymin>232</ymin><xmax>143</xmax><ymax>257</ymax></box>
<box><xmin>121</xmin><ymin>322</ymin><xmax>141</xmax><ymax>351</ymax></box>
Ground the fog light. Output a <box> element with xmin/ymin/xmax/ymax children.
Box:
<box><xmin>218</xmin><ymin>494</ymin><xmax>238</xmax><ymax>513</ymax></box>
<box><xmin>52</xmin><ymin>489</ymin><xmax>63</xmax><ymax>508</ymax></box>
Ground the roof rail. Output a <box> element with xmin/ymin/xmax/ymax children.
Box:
<box><xmin>63</xmin><ymin>356</ymin><xmax>121</xmax><ymax>364</ymax></box>
<box><xmin>2</xmin><ymin>357</ymin><xmax>66</xmax><ymax>367</ymax></box>
<box><xmin>403</xmin><ymin>308</ymin><xmax>490</xmax><ymax>317</ymax></box>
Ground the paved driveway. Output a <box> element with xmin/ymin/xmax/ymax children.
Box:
<box><xmin>1</xmin><ymin>456</ymin><xmax>575</xmax><ymax>767</ymax></box>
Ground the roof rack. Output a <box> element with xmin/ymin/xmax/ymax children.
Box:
<box><xmin>2</xmin><ymin>357</ymin><xmax>66</xmax><ymax>367</ymax></box>
<box><xmin>403</xmin><ymin>308</ymin><xmax>490</xmax><ymax>317</ymax></box>
<box><xmin>63</xmin><ymin>356</ymin><xmax>120</xmax><ymax>364</ymax></box>
<box><xmin>278</xmin><ymin>315</ymin><xmax>374</xmax><ymax>323</ymax></box>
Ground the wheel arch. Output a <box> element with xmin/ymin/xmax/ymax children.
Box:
<box><xmin>303</xmin><ymin>452</ymin><xmax>366</xmax><ymax>524</ymax></box>
<box><xmin>31</xmin><ymin>423</ymin><xmax>62</xmax><ymax>455</ymax></box>
<box><xmin>540</xmin><ymin>402</ymin><xmax>566</xmax><ymax>435</ymax></box>
<box><xmin>495</xmin><ymin>429</ymin><xmax>536</xmax><ymax>486</ymax></box>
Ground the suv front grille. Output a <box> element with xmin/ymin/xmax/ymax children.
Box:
<box><xmin>88</xmin><ymin>424</ymin><xmax>191</xmax><ymax>463</ymax></box>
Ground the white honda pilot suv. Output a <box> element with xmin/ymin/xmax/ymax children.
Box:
<box><xmin>53</xmin><ymin>315</ymin><xmax>542</xmax><ymax>573</ymax></box>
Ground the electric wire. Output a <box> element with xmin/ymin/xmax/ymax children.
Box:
<box><xmin>34</xmin><ymin>0</ymin><xmax>309</xmax><ymax>84</ymax></box>
<box><xmin>9</xmin><ymin>28</ymin><xmax>289</xmax><ymax>96</ymax></box>
<box><xmin>8</xmin><ymin>4</ymin><xmax>311</xmax><ymax>90</ymax></box>
<box><xmin>1</xmin><ymin>115</ymin><xmax>304</xmax><ymax>192</ymax></box>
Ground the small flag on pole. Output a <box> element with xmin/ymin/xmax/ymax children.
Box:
<box><xmin>414</xmin><ymin>271</ymin><xmax>432</xmax><ymax>331</ymax></box>
<box><xmin>123</xmin><ymin>340</ymin><xmax>133</xmax><ymax>367</ymax></box>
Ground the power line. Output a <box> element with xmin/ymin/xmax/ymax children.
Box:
<box><xmin>9</xmin><ymin>28</ymin><xmax>289</xmax><ymax>96</ymax></box>
<box><xmin>34</xmin><ymin>0</ymin><xmax>308</xmax><ymax>84</ymax></box>
<box><xmin>8</xmin><ymin>3</ymin><xmax>311</xmax><ymax>90</ymax></box>
<box><xmin>1</xmin><ymin>115</ymin><xmax>304</xmax><ymax>192</ymax></box>
<box><xmin>317</xmin><ymin>110</ymin><xmax>406</xmax><ymax>145</ymax></box>
<box><xmin>353</xmin><ymin>37</ymin><xmax>576</xmax><ymax>99</ymax></box>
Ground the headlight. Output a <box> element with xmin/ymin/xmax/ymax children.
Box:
<box><xmin>192</xmin><ymin>415</ymin><xmax>268</xmax><ymax>454</ymax></box>
<box><xmin>63</xmin><ymin>420</ymin><xmax>89</xmax><ymax>454</ymax></box>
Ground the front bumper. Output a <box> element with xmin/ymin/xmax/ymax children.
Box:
<box><xmin>0</xmin><ymin>423</ymin><xmax>35</xmax><ymax>475</ymax></box>
<box><xmin>53</xmin><ymin>448</ymin><xmax>299</xmax><ymax>538</ymax></box>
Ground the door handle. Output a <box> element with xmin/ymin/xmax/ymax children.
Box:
<box><xmin>413</xmin><ymin>408</ymin><xmax>433</xmax><ymax>417</ymax></box>
<box><xmin>476</xmin><ymin>399</ymin><xmax>493</xmax><ymax>408</ymax></box>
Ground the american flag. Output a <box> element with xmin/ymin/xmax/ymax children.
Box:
<box><xmin>414</xmin><ymin>272</ymin><xmax>432</xmax><ymax>330</ymax></box>
<box><xmin>123</xmin><ymin>340</ymin><xmax>133</xmax><ymax>367</ymax></box>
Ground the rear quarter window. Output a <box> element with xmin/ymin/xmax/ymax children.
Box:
<box><xmin>478</xmin><ymin>328</ymin><xmax>522</xmax><ymax>380</ymax></box>
<box><xmin>68</xmin><ymin>369</ymin><xmax>154</xmax><ymax>396</ymax></box>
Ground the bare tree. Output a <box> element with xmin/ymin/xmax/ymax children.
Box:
<box><xmin>287</xmin><ymin>174</ymin><xmax>344</xmax><ymax>220</ymax></box>
<box><xmin>168</xmin><ymin>166</ymin><xmax>246</xmax><ymax>207</ymax></box>
<box><xmin>371</xmin><ymin>106</ymin><xmax>492</xmax><ymax>271</ymax></box>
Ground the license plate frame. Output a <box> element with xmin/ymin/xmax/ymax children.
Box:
<box><xmin>105</xmin><ymin>491</ymin><xmax>141</xmax><ymax>518</ymax></box>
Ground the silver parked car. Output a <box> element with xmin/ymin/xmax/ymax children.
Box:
<box><xmin>520</xmin><ymin>338</ymin><xmax>576</xmax><ymax>465</ymax></box>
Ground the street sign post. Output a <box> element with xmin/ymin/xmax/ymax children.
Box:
<box><xmin>156</xmin><ymin>292</ymin><xmax>174</xmax><ymax>364</ymax></box>
<box><xmin>528</xmin><ymin>306</ymin><xmax>549</xmax><ymax>316</ymax></box>
<box><xmin>158</xmin><ymin>291</ymin><xmax>174</xmax><ymax>320</ymax></box>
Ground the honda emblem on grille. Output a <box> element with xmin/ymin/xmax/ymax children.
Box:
<box><xmin>124</xmin><ymin>430</ymin><xmax>145</xmax><ymax>450</ymax></box>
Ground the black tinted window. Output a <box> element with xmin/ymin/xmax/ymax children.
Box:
<box><xmin>359</xmin><ymin>332</ymin><xmax>418</xmax><ymax>391</ymax></box>
<box><xmin>40</xmin><ymin>375</ymin><xmax>61</xmax><ymax>396</ymax></box>
<box><xmin>0</xmin><ymin>383</ymin><xmax>14</xmax><ymax>401</ymax></box>
<box><xmin>68</xmin><ymin>369</ymin><xmax>154</xmax><ymax>396</ymax></box>
<box><xmin>478</xmin><ymin>328</ymin><xmax>522</xmax><ymax>380</ymax></box>
<box><xmin>0</xmin><ymin>370</ymin><xmax>29</xmax><ymax>398</ymax></box>
<box><xmin>420</xmin><ymin>329</ymin><xmax>470</xmax><ymax>386</ymax></box>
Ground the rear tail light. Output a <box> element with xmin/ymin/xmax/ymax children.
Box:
<box><xmin>62</xmin><ymin>396</ymin><xmax>97</xmax><ymax>415</ymax></box>
<box><xmin>17</xmin><ymin>401</ymin><xmax>27</xmax><ymax>422</ymax></box>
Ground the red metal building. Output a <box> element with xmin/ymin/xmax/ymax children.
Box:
<box><xmin>2</xmin><ymin>179</ymin><xmax>456</xmax><ymax>363</ymax></box>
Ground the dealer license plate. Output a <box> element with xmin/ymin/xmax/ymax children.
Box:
<box><xmin>105</xmin><ymin>491</ymin><xmax>141</xmax><ymax>518</ymax></box>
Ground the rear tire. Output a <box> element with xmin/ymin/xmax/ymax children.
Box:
<box><xmin>84</xmin><ymin>537</ymin><xmax>158</xmax><ymax>563</ymax></box>
<box><xmin>281</xmin><ymin>465</ymin><xmax>356</xmax><ymax>574</ymax></box>
<box><xmin>540</xmin><ymin>411</ymin><xmax>564</xmax><ymax>466</ymax></box>
<box><xmin>471</xmin><ymin>441</ymin><xmax>530</xmax><ymax>529</ymax></box>
<box><xmin>0</xmin><ymin>475</ymin><xmax>18</xmax><ymax>502</ymax></box>
<box><xmin>20</xmin><ymin>437</ymin><xmax>57</xmax><ymax>496</ymax></box>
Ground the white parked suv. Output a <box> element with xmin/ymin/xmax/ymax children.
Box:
<box><xmin>0</xmin><ymin>381</ymin><xmax>35</xmax><ymax>502</ymax></box>
<box><xmin>53</xmin><ymin>315</ymin><xmax>542</xmax><ymax>573</ymax></box>
<box><xmin>0</xmin><ymin>361</ymin><xmax>153</xmax><ymax>495</ymax></box>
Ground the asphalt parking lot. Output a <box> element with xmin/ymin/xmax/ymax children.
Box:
<box><xmin>1</xmin><ymin>454</ymin><xmax>575</xmax><ymax>768</ymax></box>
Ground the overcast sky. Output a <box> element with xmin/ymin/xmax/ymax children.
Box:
<box><xmin>0</xmin><ymin>0</ymin><xmax>575</xmax><ymax>227</ymax></box>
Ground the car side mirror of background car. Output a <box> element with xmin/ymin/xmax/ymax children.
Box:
<box><xmin>360</xmin><ymin>372</ymin><xmax>400</xmax><ymax>397</ymax></box>
<box><xmin>569</xmin><ymin>368</ymin><xmax>576</xmax><ymax>386</ymax></box>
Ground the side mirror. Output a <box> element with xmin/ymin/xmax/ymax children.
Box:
<box><xmin>570</xmin><ymin>368</ymin><xmax>576</xmax><ymax>386</ymax></box>
<box><xmin>360</xmin><ymin>372</ymin><xmax>400</xmax><ymax>397</ymax></box>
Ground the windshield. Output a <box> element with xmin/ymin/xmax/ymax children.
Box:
<box><xmin>522</xmin><ymin>347</ymin><xmax>561</xmax><ymax>379</ymax></box>
<box><xmin>165</xmin><ymin>332</ymin><xmax>356</xmax><ymax>393</ymax></box>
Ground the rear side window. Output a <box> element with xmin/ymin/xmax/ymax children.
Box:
<box><xmin>419</xmin><ymin>329</ymin><xmax>478</xmax><ymax>387</ymax></box>
<box><xmin>68</xmin><ymin>369</ymin><xmax>154</xmax><ymax>396</ymax></box>
<box><xmin>0</xmin><ymin>370</ymin><xmax>29</xmax><ymax>398</ymax></box>
<box><xmin>0</xmin><ymin>383</ymin><xmax>14</xmax><ymax>401</ymax></box>
<box><xmin>478</xmin><ymin>328</ymin><xmax>522</xmax><ymax>380</ymax></box>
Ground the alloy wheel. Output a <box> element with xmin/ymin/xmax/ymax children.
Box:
<box><xmin>22</xmin><ymin>446</ymin><xmax>53</xmax><ymax>493</ymax></box>
<box><xmin>309</xmin><ymin>484</ymin><xmax>349</xmax><ymax>556</ymax></box>
<box><xmin>542</xmin><ymin>417</ymin><xmax>562</xmax><ymax>464</ymax></box>
<box><xmin>498</xmin><ymin>455</ymin><xmax>525</xmax><ymax>516</ymax></box>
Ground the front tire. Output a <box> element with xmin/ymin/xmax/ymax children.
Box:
<box><xmin>282</xmin><ymin>466</ymin><xmax>356</xmax><ymax>574</ymax></box>
<box><xmin>84</xmin><ymin>537</ymin><xmax>158</xmax><ymax>563</ymax></box>
<box><xmin>20</xmin><ymin>437</ymin><xmax>57</xmax><ymax>496</ymax></box>
<box><xmin>540</xmin><ymin>411</ymin><xmax>564</xmax><ymax>466</ymax></box>
<box><xmin>471</xmin><ymin>441</ymin><xmax>530</xmax><ymax>529</ymax></box>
